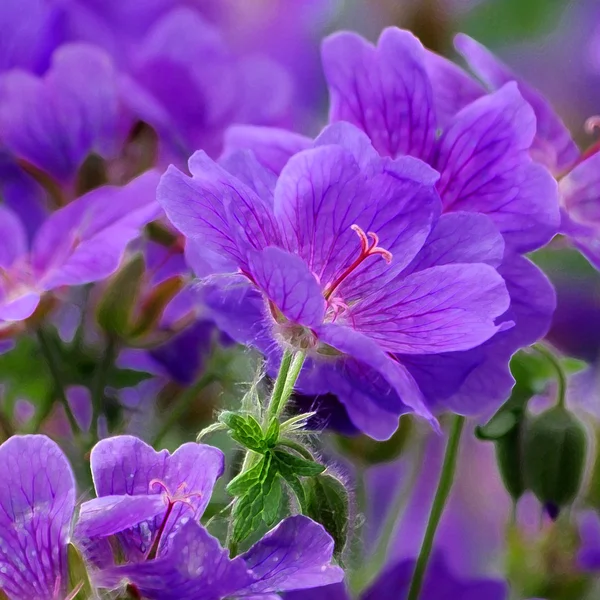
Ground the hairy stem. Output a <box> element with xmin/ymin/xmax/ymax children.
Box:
<box><xmin>406</xmin><ymin>415</ymin><xmax>465</xmax><ymax>600</ymax></box>
<box><xmin>533</xmin><ymin>343</ymin><xmax>567</xmax><ymax>408</ymax></box>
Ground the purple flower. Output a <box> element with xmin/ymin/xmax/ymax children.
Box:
<box><xmin>452</xmin><ymin>33</ymin><xmax>600</xmax><ymax>273</ymax></box>
<box><xmin>158</xmin><ymin>123</ymin><xmax>512</xmax><ymax>438</ymax></box>
<box><xmin>76</xmin><ymin>435</ymin><xmax>343</xmax><ymax>598</ymax></box>
<box><xmin>0</xmin><ymin>435</ymin><xmax>76</xmax><ymax>600</ymax></box>
<box><xmin>0</xmin><ymin>43</ymin><xmax>122</xmax><ymax>185</ymax></box>
<box><xmin>0</xmin><ymin>170</ymin><xmax>160</xmax><ymax>326</ymax></box>
<box><xmin>286</xmin><ymin>553</ymin><xmax>506</xmax><ymax>600</ymax></box>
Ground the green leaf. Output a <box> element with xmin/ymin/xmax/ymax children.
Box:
<box><xmin>67</xmin><ymin>542</ymin><xmax>94</xmax><ymax>599</ymax></box>
<box><xmin>281</xmin><ymin>472</ymin><xmax>307</xmax><ymax>512</ymax></box>
<box><xmin>227</xmin><ymin>456</ymin><xmax>269</xmax><ymax>497</ymax></box>
<box><xmin>264</xmin><ymin>418</ymin><xmax>280</xmax><ymax>447</ymax></box>
<box><xmin>231</xmin><ymin>454</ymin><xmax>278</xmax><ymax>544</ymax></box>
<box><xmin>263</xmin><ymin>476</ymin><xmax>282</xmax><ymax>527</ymax></box>
<box><xmin>475</xmin><ymin>410</ymin><xmax>518</xmax><ymax>441</ymax></box>
<box><xmin>97</xmin><ymin>254</ymin><xmax>145</xmax><ymax>336</ymax></box>
<box><xmin>306</xmin><ymin>474</ymin><xmax>350</xmax><ymax>557</ymax></box>
<box><xmin>273</xmin><ymin>449</ymin><xmax>325</xmax><ymax>477</ymax></box>
<box><xmin>220</xmin><ymin>412</ymin><xmax>267</xmax><ymax>453</ymax></box>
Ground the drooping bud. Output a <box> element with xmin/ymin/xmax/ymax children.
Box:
<box><xmin>523</xmin><ymin>406</ymin><xmax>588</xmax><ymax>518</ymax></box>
<box><xmin>305</xmin><ymin>473</ymin><xmax>350</xmax><ymax>558</ymax></box>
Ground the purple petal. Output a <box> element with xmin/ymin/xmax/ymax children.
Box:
<box><xmin>435</xmin><ymin>83</ymin><xmax>559</xmax><ymax>252</ymax></box>
<box><xmin>426</xmin><ymin>254</ymin><xmax>556</xmax><ymax>417</ymax></box>
<box><xmin>315</xmin><ymin>324</ymin><xmax>435</xmax><ymax>436</ymax></box>
<box><xmin>404</xmin><ymin>212</ymin><xmax>505</xmax><ymax>274</ymax></box>
<box><xmin>219</xmin><ymin>149</ymin><xmax>277</xmax><ymax>200</ymax></box>
<box><xmin>75</xmin><ymin>494</ymin><xmax>167</xmax><ymax>540</ymax></box>
<box><xmin>423</xmin><ymin>50</ymin><xmax>485</xmax><ymax>128</ymax></box>
<box><xmin>97</xmin><ymin>520</ymin><xmax>252</xmax><ymax>600</ymax></box>
<box><xmin>560</xmin><ymin>153</ymin><xmax>600</xmax><ymax>267</ymax></box>
<box><xmin>0</xmin><ymin>205</ymin><xmax>27</xmax><ymax>269</ymax></box>
<box><xmin>90</xmin><ymin>435</ymin><xmax>224</xmax><ymax>561</ymax></box>
<box><xmin>223</xmin><ymin>125</ymin><xmax>311</xmax><ymax>175</ymax></box>
<box><xmin>286</xmin><ymin>583</ymin><xmax>350</xmax><ymax>600</ymax></box>
<box><xmin>31</xmin><ymin>171</ymin><xmax>160</xmax><ymax>289</ymax></box>
<box><xmin>313</xmin><ymin>122</ymin><xmax>379</xmax><ymax>170</ymax></box>
<box><xmin>322</xmin><ymin>28</ymin><xmax>436</xmax><ymax>160</ymax></box>
<box><xmin>0</xmin><ymin>435</ymin><xmax>75</xmax><ymax>600</ymax></box>
<box><xmin>273</xmin><ymin>144</ymin><xmax>372</xmax><ymax>284</ymax></box>
<box><xmin>454</xmin><ymin>33</ymin><xmax>579</xmax><ymax>174</ymax></box>
<box><xmin>579</xmin><ymin>511</ymin><xmax>600</xmax><ymax>571</ymax></box>
<box><xmin>247</xmin><ymin>247</ymin><xmax>325</xmax><ymax>327</ymax></box>
<box><xmin>240</xmin><ymin>516</ymin><xmax>344</xmax><ymax>594</ymax></box>
<box><xmin>346</xmin><ymin>263</ymin><xmax>510</xmax><ymax>354</ymax></box>
<box><xmin>0</xmin><ymin>43</ymin><xmax>120</xmax><ymax>182</ymax></box>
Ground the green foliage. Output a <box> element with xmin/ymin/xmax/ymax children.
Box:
<box><xmin>272</xmin><ymin>449</ymin><xmax>326</xmax><ymax>477</ymax></box>
<box><xmin>67</xmin><ymin>542</ymin><xmax>94</xmax><ymax>599</ymax></box>
<box><xmin>219</xmin><ymin>412</ymin><xmax>270</xmax><ymax>453</ymax></box>
<box><xmin>306</xmin><ymin>474</ymin><xmax>350</xmax><ymax>557</ymax></box>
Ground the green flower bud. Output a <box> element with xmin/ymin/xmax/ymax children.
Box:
<box><xmin>524</xmin><ymin>406</ymin><xmax>588</xmax><ymax>516</ymax></box>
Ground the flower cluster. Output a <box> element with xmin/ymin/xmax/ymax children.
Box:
<box><xmin>0</xmin><ymin>2</ymin><xmax>599</xmax><ymax>600</ymax></box>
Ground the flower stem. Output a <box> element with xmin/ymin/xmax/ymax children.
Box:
<box><xmin>266</xmin><ymin>350</ymin><xmax>305</xmax><ymax>423</ymax></box>
<box><xmin>406</xmin><ymin>415</ymin><xmax>465</xmax><ymax>600</ymax></box>
<box><xmin>90</xmin><ymin>336</ymin><xmax>118</xmax><ymax>438</ymax></box>
<box><xmin>533</xmin><ymin>343</ymin><xmax>567</xmax><ymax>408</ymax></box>
<box><xmin>36</xmin><ymin>328</ymin><xmax>82</xmax><ymax>437</ymax></box>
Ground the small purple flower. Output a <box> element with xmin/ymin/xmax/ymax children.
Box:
<box><xmin>0</xmin><ymin>435</ymin><xmax>76</xmax><ymax>600</ymax></box>
<box><xmin>0</xmin><ymin>170</ymin><xmax>160</xmax><ymax>326</ymax></box>
<box><xmin>452</xmin><ymin>33</ymin><xmax>600</xmax><ymax>274</ymax></box>
<box><xmin>158</xmin><ymin>124</ymin><xmax>512</xmax><ymax>437</ymax></box>
<box><xmin>75</xmin><ymin>435</ymin><xmax>343</xmax><ymax>599</ymax></box>
<box><xmin>0</xmin><ymin>43</ymin><xmax>122</xmax><ymax>185</ymax></box>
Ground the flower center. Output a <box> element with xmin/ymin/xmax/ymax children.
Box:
<box><xmin>323</xmin><ymin>224</ymin><xmax>392</xmax><ymax>301</ymax></box>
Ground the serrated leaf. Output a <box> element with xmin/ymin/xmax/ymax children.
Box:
<box><xmin>273</xmin><ymin>449</ymin><xmax>325</xmax><ymax>477</ymax></box>
<box><xmin>281</xmin><ymin>472</ymin><xmax>307</xmax><ymax>512</ymax></box>
<box><xmin>227</xmin><ymin>455</ymin><xmax>270</xmax><ymax>497</ymax></box>
<box><xmin>264</xmin><ymin>419</ymin><xmax>280</xmax><ymax>447</ymax></box>
<box><xmin>196</xmin><ymin>422</ymin><xmax>227</xmax><ymax>442</ymax></box>
<box><xmin>306</xmin><ymin>474</ymin><xmax>349</xmax><ymax>557</ymax></box>
<box><xmin>220</xmin><ymin>412</ymin><xmax>267</xmax><ymax>453</ymax></box>
<box><xmin>231</xmin><ymin>455</ymin><xmax>277</xmax><ymax>544</ymax></box>
<box><xmin>67</xmin><ymin>542</ymin><xmax>94</xmax><ymax>599</ymax></box>
<box><xmin>97</xmin><ymin>254</ymin><xmax>145</xmax><ymax>336</ymax></box>
<box><xmin>263</xmin><ymin>476</ymin><xmax>282</xmax><ymax>527</ymax></box>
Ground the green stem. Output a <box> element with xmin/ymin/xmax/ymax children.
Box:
<box><xmin>36</xmin><ymin>329</ymin><xmax>82</xmax><ymax>437</ymax></box>
<box><xmin>406</xmin><ymin>415</ymin><xmax>465</xmax><ymax>600</ymax></box>
<box><xmin>352</xmin><ymin>433</ymin><xmax>427</xmax><ymax>593</ymax></box>
<box><xmin>152</xmin><ymin>371</ymin><xmax>217</xmax><ymax>447</ymax></box>
<box><xmin>90</xmin><ymin>337</ymin><xmax>118</xmax><ymax>437</ymax></box>
<box><xmin>533</xmin><ymin>343</ymin><xmax>567</xmax><ymax>408</ymax></box>
<box><xmin>266</xmin><ymin>350</ymin><xmax>293</xmax><ymax>422</ymax></box>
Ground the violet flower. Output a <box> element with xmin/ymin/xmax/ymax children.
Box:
<box><xmin>451</xmin><ymin>34</ymin><xmax>600</xmax><ymax>273</ymax></box>
<box><xmin>75</xmin><ymin>435</ymin><xmax>343</xmax><ymax>599</ymax></box>
<box><xmin>158</xmin><ymin>123</ymin><xmax>512</xmax><ymax>438</ymax></box>
<box><xmin>0</xmin><ymin>43</ymin><xmax>122</xmax><ymax>186</ymax></box>
<box><xmin>0</xmin><ymin>170</ymin><xmax>160</xmax><ymax>326</ymax></box>
<box><xmin>0</xmin><ymin>435</ymin><xmax>76</xmax><ymax>600</ymax></box>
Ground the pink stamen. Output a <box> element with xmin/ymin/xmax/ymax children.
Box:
<box><xmin>571</xmin><ymin>116</ymin><xmax>600</xmax><ymax>169</ymax></box>
<box><xmin>145</xmin><ymin>479</ymin><xmax>203</xmax><ymax>561</ymax></box>
<box><xmin>324</xmin><ymin>224</ymin><xmax>392</xmax><ymax>300</ymax></box>
<box><xmin>585</xmin><ymin>115</ymin><xmax>600</xmax><ymax>135</ymax></box>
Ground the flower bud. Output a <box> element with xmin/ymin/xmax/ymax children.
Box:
<box><xmin>524</xmin><ymin>406</ymin><xmax>588</xmax><ymax>517</ymax></box>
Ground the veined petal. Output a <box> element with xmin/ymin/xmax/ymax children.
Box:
<box><xmin>435</xmin><ymin>83</ymin><xmax>559</xmax><ymax>252</ymax></box>
<box><xmin>423</xmin><ymin>50</ymin><xmax>485</xmax><ymax>128</ymax></box>
<box><xmin>454</xmin><ymin>33</ymin><xmax>579</xmax><ymax>174</ymax></box>
<box><xmin>0</xmin><ymin>205</ymin><xmax>28</xmax><ymax>269</ymax></box>
<box><xmin>31</xmin><ymin>170</ymin><xmax>161</xmax><ymax>289</ymax></box>
<box><xmin>247</xmin><ymin>247</ymin><xmax>325</xmax><ymax>327</ymax></box>
<box><xmin>223</xmin><ymin>125</ymin><xmax>311</xmax><ymax>175</ymax></box>
<box><xmin>560</xmin><ymin>152</ymin><xmax>600</xmax><ymax>227</ymax></box>
<box><xmin>346</xmin><ymin>263</ymin><xmax>510</xmax><ymax>354</ymax></box>
<box><xmin>404</xmin><ymin>212</ymin><xmax>505</xmax><ymax>274</ymax></box>
<box><xmin>90</xmin><ymin>436</ymin><xmax>224</xmax><ymax>561</ymax></box>
<box><xmin>313</xmin><ymin>122</ymin><xmax>379</xmax><ymax>170</ymax></box>
<box><xmin>96</xmin><ymin>521</ymin><xmax>251</xmax><ymax>600</ymax></box>
<box><xmin>75</xmin><ymin>495</ymin><xmax>167</xmax><ymax>540</ymax></box>
<box><xmin>240</xmin><ymin>516</ymin><xmax>344</xmax><ymax>594</ymax></box>
<box><xmin>0</xmin><ymin>435</ymin><xmax>75</xmax><ymax>600</ymax></box>
<box><xmin>322</xmin><ymin>28</ymin><xmax>436</xmax><ymax>160</ymax></box>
